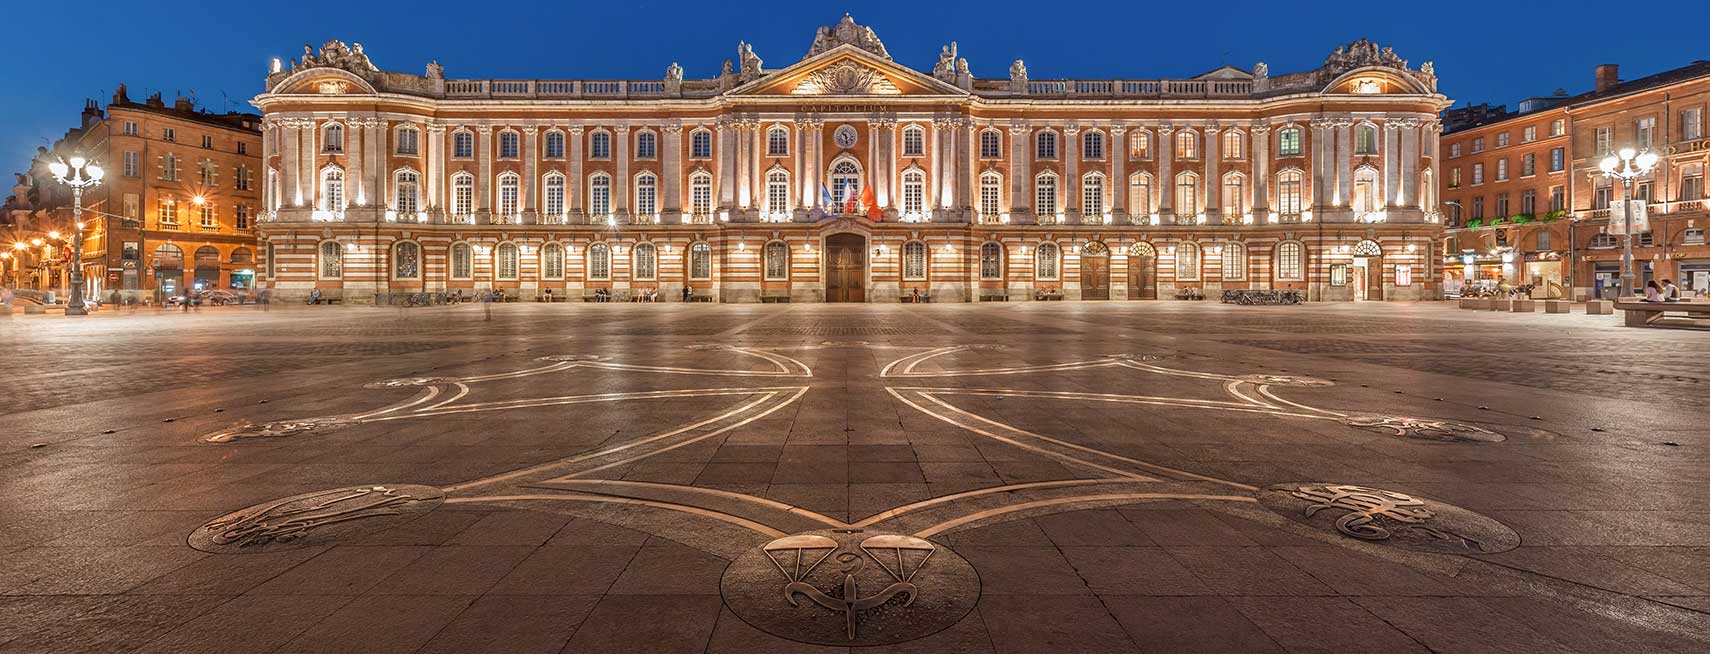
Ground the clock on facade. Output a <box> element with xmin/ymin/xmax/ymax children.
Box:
<box><xmin>833</xmin><ymin>124</ymin><xmax>858</xmax><ymax>149</ymax></box>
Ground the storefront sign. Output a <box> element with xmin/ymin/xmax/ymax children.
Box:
<box><xmin>1668</xmin><ymin>139</ymin><xmax>1710</xmax><ymax>155</ymax></box>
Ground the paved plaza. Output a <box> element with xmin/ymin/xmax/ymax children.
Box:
<box><xmin>1</xmin><ymin>301</ymin><xmax>1707</xmax><ymax>653</ymax></box>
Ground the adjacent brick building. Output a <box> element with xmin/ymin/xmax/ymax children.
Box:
<box><xmin>22</xmin><ymin>87</ymin><xmax>264</xmax><ymax>302</ymax></box>
<box><xmin>1441</xmin><ymin>62</ymin><xmax>1710</xmax><ymax>298</ymax></box>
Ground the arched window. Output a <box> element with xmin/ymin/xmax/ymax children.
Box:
<box><xmin>634</xmin><ymin>242</ymin><xmax>657</xmax><ymax>280</ymax></box>
<box><xmin>496</xmin><ymin>172</ymin><xmax>520</xmax><ymax>219</ymax></box>
<box><xmin>764</xmin><ymin>241</ymin><xmax>789</xmax><ymax>280</ymax></box>
<box><xmin>979</xmin><ymin>172</ymin><xmax>1002</xmax><ymax>219</ymax></box>
<box><xmin>1176</xmin><ymin>242</ymin><xmax>1201</xmax><ymax>281</ymax></box>
<box><xmin>396</xmin><ymin>126</ymin><xmax>420</xmax><ymax>155</ymax></box>
<box><xmin>1223</xmin><ymin>130</ymin><xmax>1244</xmax><ymax>160</ymax></box>
<box><xmin>980</xmin><ymin>129</ymin><xmax>1002</xmax><ymax>159</ymax></box>
<box><xmin>1353</xmin><ymin>167</ymin><xmax>1380</xmax><ymax>213</ymax></box>
<box><xmin>320</xmin><ymin>168</ymin><xmax>345</xmax><ymax>212</ymax></box>
<box><xmin>452</xmin><ymin>130</ymin><xmax>474</xmax><ymax>158</ymax></box>
<box><xmin>1278</xmin><ymin>126</ymin><xmax>1303</xmax><ymax>156</ymax></box>
<box><xmin>902</xmin><ymin>241</ymin><xmax>927</xmax><ymax>280</ymax></box>
<box><xmin>542</xmin><ymin>173</ymin><xmax>566</xmax><ymax>221</ymax></box>
<box><xmin>690</xmin><ymin>171</ymin><xmax>713</xmax><ymax>219</ymax></box>
<box><xmin>902</xmin><ymin>125</ymin><xmax>926</xmax><ymax>157</ymax></box>
<box><xmin>767</xmin><ymin>126</ymin><xmax>790</xmax><ymax>157</ymax></box>
<box><xmin>829</xmin><ymin>158</ymin><xmax>862</xmax><ymax>211</ymax></box>
<box><xmin>1035</xmin><ymin>130</ymin><xmax>1058</xmax><ymax>159</ymax></box>
<box><xmin>1082</xmin><ymin>173</ymin><xmax>1105</xmax><ymax>218</ymax></box>
<box><xmin>635</xmin><ymin>173</ymin><xmax>658</xmax><ymax>219</ymax></box>
<box><xmin>1129</xmin><ymin>173</ymin><xmax>1153</xmax><ymax>217</ymax></box>
<box><xmin>318</xmin><ymin>241</ymin><xmax>342</xmax><ymax>279</ymax></box>
<box><xmin>690</xmin><ymin>129</ymin><xmax>712</xmax><ymax>159</ymax></box>
<box><xmin>589</xmin><ymin>130</ymin><xmax>611</xmax><ymax>159</ymax></box>
<box><xmin>451</xmin><ymin>173</ymin><xmax>475</xmax><ymax>220</ymax></box>
<box><xmin>588</xmin><ymin>173</ymin><xmax>611</xmax><ymax>217</ymax></box>
<box><xmin>541</xmin><ymin>242</ymin><xmax>565</xmax><ymax>279</ymax></box>
<box><xmin>1130</xmin><ymin>130</ymin><xmax>1151</xmax><ymax>158</ymax></box>
<box><xmin>588</xmin><ymin>242</ymin><xmax>611</xmax><ymax>279</ymax></box>
<box><xmin>1276</xmin><ymin>169</ymin><xmax>1304</xmax><ymax>217</ymax></box>
<box><xmin>1082</xmin><ymin>130</ymin><xmax>1105</xmax><ymax>160</ymax></box>
<box><xmin>394</xmin><ymin>170</ymin><xmax>420</xmax><ymax>214</ymax></box>
<box><xmin>635</xmin><ymin>130</ymin><xmax>657</xmax><ymax>159</ymax></box>
<box><xmin>498</xmin><ymin>130</ymin><xmax>520</xmax><ymax>159</ymax></box>
<box><xmin>544</xmin><ymin>130</ymin><xmax>565</xmax><ymax>158</ymax></box>
<box><xmin>1355</xmin><ymin>124</ymin><xmax>1379</xmax><ymax>155</ymax></box>
<box><xmin>765</xmin><ymin>169</ymin><xmax>790</xmax><ymax>218</ymax></box>
<box><xmin>1222</xmin><ymin>173</ymin><xmax>1246</xmax><ymax>217</ymax></box>
<box><xmin>392</xmin><ymin>241</ymin><xmax>420</xmax><ymax>279</ymax></box>
<box><xmin>1175</xmin><ymin>172</ymin><xmax>1198</xmax><ymax>218</ymax></box>
<box><xmin>1175</xmin><ymin>130</ymin><xmax>1198</xmax><ymax>159</ymax></box>
<box><xmin>1035</xmin><ymin>173</ymin><xmax>1059</xmax><ymax>217</ymax></box>
<box><xmin>980</xmin><ymin>241</ymin><xmax>1003</xmax><ymax>280</ymax></box>
<box><xmin>450</xmin><ymin>242</ymin><xmax>473</xmax><ymax>279</ymax></box>
<box><xmin>901</xmin><ymin>169</ymin><xmax>926</xmax><ymax>217</ymax></box>
<box><xmin>1035</xmin><ymin>242</ymin><xmax>1060</xmax><ymax>280</ymax></box>
<box><xmin>689</xmin><ymin>242</ymin><xmax>712</xmax><ymax>280</ymax></box>
<box><xmin>322</xmin><ymin>123</ymin><xmax>344</xmax><ymax>152</ymax></box>
<box><xmin>495</xmin><ymin>242</ymin><xmax>518</xmax><ymax>280</ymax></box>
<box><xmin>1276</xmin><ymin>241</ymin><xmax>1304</xmax><ymax>280</ymax></box>
<box><xmin>1223</xmin><ymin>242</ymin><xmax>1247</xmax><ymax>281</ymax></box>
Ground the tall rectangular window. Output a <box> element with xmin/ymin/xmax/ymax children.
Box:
<box><xmin>1636</xmin><ymin>117</ymin><xmax>1656</xmax><ymax>149</ymax></box>
<box><xmin>1595</xmin><ymin>127</ymin><xmax>1613</xmax><ymax>155</ymax></box>
<box><xmin>1550</xmin><ymin>186</ymin><xmax>1564</xmax><ymax>212</ymax></box>
<box><xmin>1683</xmin><ymin>108</ymin><xmax>1704</xmax><ymax>141</ymax></box>
<box><xmin>1550</xmin><ymin>119</ymin><xmax>1565</xmax><ymax>137</ymax></box>
<box><xmin>1496</xmin><ymin>193</ymin><xmax>1509</xmax><ymax>217</ymax></box>
<box><xmin>1521</xmin><ymin>189</ymin><xmax>1535</xmax><ymax>215</ymax></box>
<box><xmin>1496</xmin><ymin>132</ymin><xmax>1510</xmax><ymax>147</ymax></box>
<box><xmin>1521</xmin><ymin>153</ymin><xmax>1535</xmax><ymax>177</ymax></box>
<box><xmin>1278</xmin><ymin>128</ymin><xmax>1301</xmax><ymax>157</ymax></box>
<box><xmin>980</xmin><ymin>175</ymin><xmax>1000</xmax><ymax>218</ymax></box>
<box><xmin>235</xmin><ymin>205</ymin><xmax>250</xmax><ymax>230</ymax></box>
<box><xmin>1522</xmin><ymin>126</ymin><xmax>1536</xmax><ymax>143</ymax></box>
<box><xmin>123</xmin><ymin>151</ymin><xmax>139</xmax><ymax>177</ymax></box>
<box><xmin>1496</xmin><ymin>159</ymin><xmax>1508</xmax><ymax>181</ymax></box>
<box><xmin>1472</xmin><ymin>163</ymin><xmax>1484</xmax><ymax>184</ymax></box>
<box><xmin>123</xmin><ymin>193</ymin><xmax>140</xmax><ymax>220</ymax></box>
<box><xmin>1551</xmin><ymin>147</ymin><xmax>1564</xmax><ymax>172</ymax></box>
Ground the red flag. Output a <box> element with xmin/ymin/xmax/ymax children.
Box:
<box><xmin>859</xmin><ymin>184</ymin><xmax>879</xmax><ymax>220</ymax></box>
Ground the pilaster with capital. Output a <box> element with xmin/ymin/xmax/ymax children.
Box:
<box><xmin>568</xmin><ymin>126</ymin><xmax>585</xmax><ymax>218</ymax></box>
<box><xmin>872</xmin><ymin>116</ymin><xmax>896</xmax><ymax>210</ymax></box>
<box><xmin>1203</xmin><ymin>125</ymin><xmax>1221</xmax><ymax>224</ymax></box>
<box><xmin>1008</xmin><ymin>124</ymin><xmax>1032</xmax><ymax>222</ymax></box>
<box><xmin>1157</xmin><ymin>125</ymin><xmax>1174</xmax><ymax>217</ymax></box>
<box><xmin>1396</xmin><ymin>118</ymin><xmax>1421</xmax><ymax>211</ymax></box>
<box><xmin>1334</xmin><ymin>119</ymin><xmax>1353</xmax><ymax>211</ymax></box>
<box><xmin>279</xmin><ymin>119</ymin><xmax>300</xmax><ymax>209</ymax></box>
<box><xmin>260</xmin><ymin>119</ymin><xmax>277</xmax><ymax>215</ymax></box>
<box><xmin>715</xmin><ymin>119</ymin><xmax>734</xmax><ymax>209</ymax></box>
<box><xmin>1110</xmin><ymin>125</ymin><xmax>1127</xmax><ymax>220</ymax></box>
<box><xmin>662</xmin><ymin>124</ymin><xmax>683</xmax><ymax>216</ymax></box>
<box><xmin>1062</xmin><ymin>125</ymin><xmax>1081</xmax><ymax>222</ymax></box>
<box><xmin>522</xmin><ymin>126</ymin><xmax>539</xmax><ymax>219</ymax></box>
<box><xmin>346</xmin><ymin>117</ymin><xmax>365</xmax><ymax>206</ymax></box>
<box><xmin>1251</xmin><ymin>125</ymin><xmax>1271</xmax><ymax>213</ymax></box>
<box><xmin>1382</xmin><ymin>122</ymin><xmax>1399</xmax><ymax>211</ymax></box>
<box><xmin>475</xmin><ymin>126</ymin><xmax>493</xmax><ymax>216</ymax></box>
<box><xmin>371</xmin><ymin>119</ymin><xmax>389</xmax><ymax>216</ymax></box>
<box><xmin>1308</xmin><ymin>118</ymin><xmax>1334</xmax><ymax>211</ymax></box>
<box><xmin>614</xmin><ymin>125</ymin><xmax>630</xmax><ymax>219</ymax></box>
<box><xmin>298</xmin><ymin>119</ymin><xmax>317</xmax><ymax>211</ymax></box>
<box><xmin>426</xmin><ymin>125</ymin><xmax>445</xmax><ymax>217</ymax></box>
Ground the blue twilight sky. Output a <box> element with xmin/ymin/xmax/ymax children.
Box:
<box><xmin>4</xmin><ymin>0</ymin><xmax>1708</xmax><ymax>180</ymax></box>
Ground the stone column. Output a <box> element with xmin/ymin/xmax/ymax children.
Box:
<box><xmin>1252</xmin><ymin>125</ymin><xmax>1271</xmax><ymax>214</ymax></box>
<box><xmin>809</xmin><ymin>120</ymin><xmax>825</xmax><ymax>207</ymax></box>
<box><xmin>1335</xmin><ymin>120</ymin><xmax>1353</xmax><ymax>209</ymax></box>
<box><xmin>717</xmin><ymin>119</ymin><xmax>735</xmax><ymax>209</ymax></box>
<box><xmin>1399</xmin><ymin>118</ymin><xmax>1420</xmax><ymax>209</ymax></box>
<box><xmin>1009</xmin><ymin>124</ymin><xmax>1031</xmax><ymax>221</ymax></box>
<box><xmin>614</xmin><ymin>125</ymin><xmax>630</xmax><ymax>220</ymax></box>
<box><xmin>1158</xmin><ymin>125</ymin><xmax>1175</xmax><ymax>219</ymax></box>
<box><xmin>476</xmin><ymin>126</ymin><xmax>493</xmax><ymax>216</ymax></box>
<box><xmin>279</xmin><ymin>119</ymin><xmax>299</xmax><ymax>208</ymax></box>
<box><xmin>1310</xmin><ymin>118</ymin><xmax>1331</xmax><ymax>211</ymax></box>
<box><xmin>1204</xmin><ymin>125</ymin><xmax>1221</xmax><ymax>224</ymax></box>
<box><xmin>962</xmin><ymin>119</ymin><xmax>977</xmax><ymax>215</ymax></box>
<box><xmin>426</xmin><ymin>125</ymin><xmax>445</xmax><ymax>215</ymax></box>
<box><xmin>261</xmin><ymin>118</ymin><xmax>277</xmax><ymax>213</ymax></box>
<box><xmin>346</xmin><ymin>117</ymin><xmax>364</xmax><ymax>206</ymax></box>
<box><xmin>663</xmin><ymin>124</ymin><xmax>683</xmax><ymax>217</ymax></box>
<box><xmin>1110</xmin><ymin>125</ymin><xmax>1127</xmax><ymax>222</ymax></box>
<box><xmin>523</xmin><ymin>127</ymin><xmax>539</xmax><ymax>220</ymax></box>
<box><xmin>735</xmin><ymin>120</ymin><xmax>751</xmax><ymax>211</ymax></box>
<box><xmin>371</xmin><ymin>120</ymin><xmax>388</xmax><ymax>215</ymax></box>
<box><xmin>1063</xmin><ymin>125</ymin><xmax>1081</xmax><ymax>223</ymax></box>
<box><xmin>569</xmin><ymin>126</ymin><xmax>585</xmax><ymax>219</ymax></box>
<box><xmin>299</xmin><ymin>120</ymin><xmax>316</xmax><ymax>210</ymax></box>
<box><xmin>1383</xmin><ymin>122</ymin><xmax>1399</xmax><ymax>210</ymax></box>
<box><xmin>873</xmin><ymin>117</ymin><xmax>895</xmax><ymax>209</ymax></box>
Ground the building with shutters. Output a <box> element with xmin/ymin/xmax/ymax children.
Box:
<box><xmin>251</xmin><ymin>16</ymin><xmax>1449</xmax><ymax>303</ymax></box>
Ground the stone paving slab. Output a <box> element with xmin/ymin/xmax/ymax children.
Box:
<box><xmin>1</xmin><ymin>302</ymin><xmax>1707</xmax><ymax>653</ymax></box>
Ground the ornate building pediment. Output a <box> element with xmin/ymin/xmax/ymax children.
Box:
<box><xmin>805</xmin><ymin>14</ymin><xmax>891</xmax><ymax>61</ymax></box>
<box><xmin>731</xmin><ymin>49</ymin><xmax>966</xmax><ymax>97</ymax></box>
<box><xmin>794</xmin><ymin>60</ymin><xmax>900</xmax><ymax>95</ymax></box>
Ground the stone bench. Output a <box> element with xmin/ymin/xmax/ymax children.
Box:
<box><xmin>1458</xmin><ymin>298</ymin><xmax>1486</xmax><ymax>310</ymax></box>
<box><xmin>1614</xmin><ymin>301</ymin><xmax>1710</xmax><ymax>327</ymax></box>
<box><xmin>1585</xmin><ymin>300</ymin><xmax>1613</xmax><ymax>315</ymax></box>
<box><xmin>900</xmin><ymin>295</ymin><xmax>931</xmax><ymax>303</ymax></box>
<box><xmin>1544</xmin><ymin>300</ymin><xmax>1572</xmax><ymax>314</ymax></box>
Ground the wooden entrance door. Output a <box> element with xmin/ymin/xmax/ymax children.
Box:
<box><xmin>1128</xmin><ymin>255</ymin><xmax>1156</xmax><ymax>300</ymax></box>
<box><xmin>826</xmin><ymin>233</ymin><xmax>866</xmax><ymax>303</ymax></box>
<box><xmin>1081</xmin><ymin>256</ymin><xmax>1110</xmax><ymax>300</ymax></box>
<box><xmin>1363</xmin><ymin>257</ymin><xmax>1383</xmax><ymax>301</ymax></box>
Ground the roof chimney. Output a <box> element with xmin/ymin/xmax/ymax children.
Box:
<box><xmin>1595</xmin><ymin>64</ymin><xmax>1619</xmax><ymax>93</ymax></box>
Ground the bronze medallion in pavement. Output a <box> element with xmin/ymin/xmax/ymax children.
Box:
<box><xmin>721</xmin><ymin>529</ymin><xmax>980</xmax><ymax>646</ymax></box>
<box><xmin>1339</xmin><ymin>414</ymin><xmax>1507</xmax><ymax>442</ymax></box>
<box><xmin>1261</xmin><ymin>482</ymin><xmax>1519</xmax><ymax>554</ymax></box>
<box><xmin>189</xmin><ymin>484</ymin><xmax>444</xmax><ymax>553</ymax></box>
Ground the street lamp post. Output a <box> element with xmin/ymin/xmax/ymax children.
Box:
<box><xmin>48</xmin><ymin>156</ymin><xmax>104</xmax><ymax>315</ymax></box>
<box><xmin>1598</xmin><ymin>147</ymin><xmax>1658</xmax><ymax>299</ymax></box>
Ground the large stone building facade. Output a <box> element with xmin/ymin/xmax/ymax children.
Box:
<box><xmin>252</xmin><ymin>17</ymin><xmax>1450</xmax><ymax>303</ymax></box>
<box><xmin>1441</xmin><ymin>62</ymin><xmax>1710</xmax><ymax>298</ymax></box>
<box><xmin>17</xmin><ymin>88</ymin><xmax>265</xmax><ymax>302</ymax></box>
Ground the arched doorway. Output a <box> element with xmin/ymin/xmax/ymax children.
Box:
<box><xmin>193</xmin><ymin>246</ymin><xmax>221</xmax><ymax>291</ymax></box>
<box><xmin>825</xmin><ymin>233</ymin><xmax>866</xmax><ymax>302</ymax></box>
<box><xmin>1080</xmin><ymin>241</ymin><xmax>1110</xmax><ymax>300</ymax></box>
<box><xmin>1352</xmin><ymin>239</ymin><xmax>1383</xmax><ymax>301</ymax></box>
<box><xmin>151</xmin><ymin>244</ymin><xmax>184</xmax><ymax>299</ymax></box>
<box><xmin>1127</xmin><ymin>242</ymin><xmax>1156</xmax><ymax>300</ymax></box>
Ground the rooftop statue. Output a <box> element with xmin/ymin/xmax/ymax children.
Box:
<box><xmin>805</xmin><ymin>14</ymin><xmax>892</xmax><ymax>60</ymax></box>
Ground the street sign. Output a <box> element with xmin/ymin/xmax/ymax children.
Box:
<box><xmin>1606</xmin><ymin>200</ymin><xmax>1650</xmax><ymax>235</ymax></box>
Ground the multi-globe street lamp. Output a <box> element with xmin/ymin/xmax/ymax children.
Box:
<box><xmin>1598</xmin><ymin>147</ymin><xmax>1659</xmax><ymax>299</ymax></box>
<box><xmin>47</xmin><ymin>156</ymin><xmax>104</xmax><ymax>315</ymax></box>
